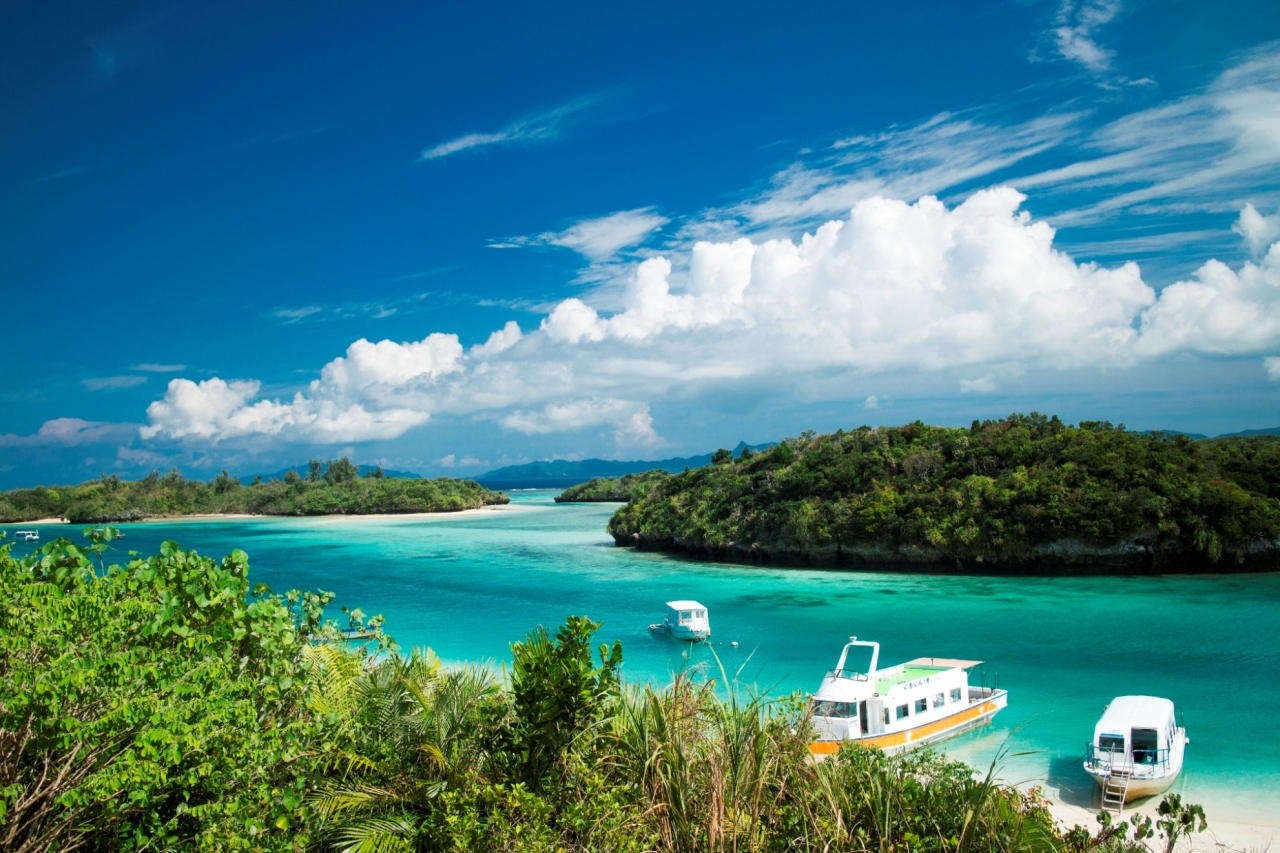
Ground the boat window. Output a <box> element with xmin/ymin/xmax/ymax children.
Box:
<box><xmin>883</xmin><ymin>708</ymin><xmax>890</xmax><ymax>725</ymax></box>
<box><xmin>933</xmin><ymin>693</ymin><xmax>945</xmax><ymax>709</ymax></box>
<box><xmin>950</xmin><ymin>688</ymin><xmax>962</xmax><ymax>703</ymax></box>
<box><xmin>812</xmin><ymin>701</ymin><xmax>853</xmax><ymax>718</ymax></box>
<box><xmin>1132</xmin><ymin>729</ymin><xmax>1159</xmax><ymax>764</ymax></box>
<box><xmin>914</xmin><ymin>698</ymin><xmax>928</xmax><ymax>714</ymax></box>
<box><xmin>679</xmin><ymin>611</ymin><xmax>691</xmax><ymax>622</ymax></box>
<box><xmin>896</xmin><ymin>704</ymin><xmax>909</xmax><ymax>720</ymax></box>
<box><xmin>1098</xmin><ymin>734</ymin><xmax>1125</xmax><ymax>753</ymax></box>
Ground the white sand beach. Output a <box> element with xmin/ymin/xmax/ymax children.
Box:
<box><xmin>1046</xmin><ymin>800</ymin><xmax>1277</xmax><ymax>853</ymax></box>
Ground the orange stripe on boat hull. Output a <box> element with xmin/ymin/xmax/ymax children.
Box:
<box><xmin>810</xmin><ymin>698</ymin><xmax>1004</xmax><ymax>757</ymax></box>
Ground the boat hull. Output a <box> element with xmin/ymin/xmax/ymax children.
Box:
<box><xmin>649</xmin><ymin>623</ymin><xmax>709</xmax><ymax>641</ymax></box>
<box><xmin>1084</xmin><ymin>728</ymin><xmax>1186</xmax><ymax>803</ymax></box>
<box><xmin>1086</xmin><ymin>771</ymin><xmax>1180</xmax><ymax>802</ymax></box>
<box><xmin>811</xmin><ymin>690</ymin><xmax>1007</xmax><ymax>758</ymax></box>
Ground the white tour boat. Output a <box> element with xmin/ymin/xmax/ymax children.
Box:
<box><xmin>14</xmin><ymin>530</ymin><xmax>39</xmax><ymax>542</ymax></box>
<box><xmin>649</xmin><ymin>600</ymin><xmax>711</xmax><ymax>641</ymax></box>
<box><xmin>809</xmin><ymin>636</ymin><xmax>1007</xmax><ymax>757</ymax></box>
<box><xmin>1084</xmin><ymin>696</ymin><xmax>1186</xmax><ymax>809</ymax></box>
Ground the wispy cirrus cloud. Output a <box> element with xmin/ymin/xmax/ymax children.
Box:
<box><xmin>420</xmin><ymin>92</ymin><xmax>611</xmax><ymax>161</ymax></box>
<box><xmin>1016</xmin><ymin>43</ymin><xmax>1280</xmax><ymax>226</ymax></box>
<box><xmin>0</xmin><ymin>418</ymin><xmax>138</xmax><ymax>448</ymax></box>
<box><xmin>675</xmin><ymin>41</ymin><xmax>1280</xmax><ymax>266</ymax></box>
<box><xmin>82</xmin><ymin>375</ymin><xmax>147</xmax><ymax>391</ymax></box>
<box><xmin>1049</xmin><ymin>0</ymin><xmax>1122</xmax><ymax>73</ymax></box>
<box><xmin>490</xmin><ymin>208</ymin><xmax>668</xmax><ymax>261</ymax></box>
<box><xmin>132</xmin><ymin>363</ymin><xmax>187</xmax><ymax>373</ymax></box>
<box><xmin>271</xmin><ymin>292</ymin><xmax>435</xmax><ymax>325</ymax></box>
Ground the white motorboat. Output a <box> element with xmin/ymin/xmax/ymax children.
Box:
<box><xmin>809</xmin><ymin>636</ymin><xmax>1007</xmax><ymax>757</ymax></box>
<box><xmin>1084</xmin><ymin>695</ymin><xmax>1186</xmax><ymax>807</ymax></box>
<box><xmin>649</xmin><ymin>600</ymin><xmax>711</xmax><ymax>641</ymax></box>
<box><xmin>14</xmin><ymin>530</ymin><xmax>39</xmax><ymax>542</ymax></box>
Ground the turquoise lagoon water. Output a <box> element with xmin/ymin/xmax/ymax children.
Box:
<box><xmin>7</xmin><ymin>490</ymin><xmax>1280</xmax><ymax>824</ymax></box>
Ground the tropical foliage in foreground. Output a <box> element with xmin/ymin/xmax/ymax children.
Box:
<box><xmin>0</xmin><ymin>457</ymin><xmax>507</xmax><ymax>522</ymax></box>
<box><xmin>1</xmin><ymin>533</ymin><xmax>1209</xmax><ymax>852</ymax></box>
<box><xmin>555</xmin><ymin>469</ymin><xmax>672</xmax><ymax>502</ymax></box>
<box><xmin>609</xmin><ymin>414</ymin><xmax>1280</xmax><ymax>572</ymax></box>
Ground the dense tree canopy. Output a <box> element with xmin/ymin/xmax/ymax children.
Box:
<box><xmin>608</xmin><ymin>414</ymin><xmax>1280</xmax><ymax>573</ymax></box>
<box><xmin>0</xmin><ymin>459</ymin><xmax>508</xmax><ymax>523</ymax></box>
<box><xmin>555</xmin><ymin>470</ymin><xmax>672</xmax><ymax>503</ymax></box>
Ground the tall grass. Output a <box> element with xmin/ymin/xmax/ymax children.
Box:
<box><xmin>307</xmin><ymin>623</ymin><xmax>1204</xmax><ymax>853</ymax></box>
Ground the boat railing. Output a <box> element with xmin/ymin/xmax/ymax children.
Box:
<box><xmin>825</xmin><ymin>669</ymin><xmax>869</xmax><ymax>682</ymax></box>
<box><xmin>1084</xmin><ymin>743</ymin><xmax>1172</xmax><ymax>775</ymax></box>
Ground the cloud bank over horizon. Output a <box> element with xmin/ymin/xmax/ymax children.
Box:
<box><xmin>128</xmin><ymin>188</ymin><xmax>1280</xmax><ymax>455</ymax></box>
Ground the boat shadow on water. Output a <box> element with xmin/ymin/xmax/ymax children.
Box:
<box><xmin>1047</xmin><ymin>753</ymin><xmax>1103</xmax><ymax>808</ymax></box>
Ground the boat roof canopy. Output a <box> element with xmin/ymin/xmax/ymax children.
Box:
<box><xmin>666</xmin><ymin>600</ymin><xmax>706</xmax><ymax>611</ymax></box>
<box><xmin>903</xmin><ymin>657</ymin><xmax>983</xmax><ymax>670</ymax></box>
<box><xmin>1095</xmin><ymin>696</ymin><xmax>1175</xmax><ymax>736</ymax></box>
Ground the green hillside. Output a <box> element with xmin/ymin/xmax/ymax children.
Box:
<box><xmin>0</xmin><ymin>457</ymin><xmax>508</xmax><ymax>523</ymax></box>
<box><xmin>607</xmin><ymin>414</ymin><xmax>1280</xmax><ymax>574</ymax></box>
<box><xmin>555</xmin><ymin>469</ymin><xmax>672</xmax><ymax>502</ymax></box>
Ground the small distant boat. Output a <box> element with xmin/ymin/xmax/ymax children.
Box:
<box><xmin>649</xmin><ymin>600</ymin><xmax>711</xmax><ymax>641</ymax></box>
<box><xmin>14</xmin><ymin>530</ymin><xmax>39</xmax><ymax>542</ymax></box>
<box><xmin>341</xmin><ymin>628</ymin><xmax>376</xmax><ymax>641</ymax></box>
<box><xmin>809</xmin><ymin>636</ymin><xmax>1007</xmax><ymax>757</ymax></box>
<box><xmin>1085</xmin><ymin>696</ymin><xmax>1187</xmax><ymax>810</ymax></box>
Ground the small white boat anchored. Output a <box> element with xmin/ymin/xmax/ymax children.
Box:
<box><xmin>809</xmin><ymin>637</ymin><xmax>1007</xmax><ymax>757</ymax></box>
<box><xmin>14</xmin><ymin>530</ymin><xmax>39</xmax><ymax>542</ymax></box>
<box><xmin>649</xmin><ymin>600</ymin><xmax>711</xmax><ymax>641</ymax></box>
<box><xmin>1085</xmin><ymin>696</ymin><xmax>1187</xmax><ymax>809</ymax></box>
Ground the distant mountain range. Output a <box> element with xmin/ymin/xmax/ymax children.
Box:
<box><xmin>1145</xmin><ymin>427</ymin><xmax>1280</xmax><ymax>440</ymax></box>
<box><xmin>477</xmin><ymin>442</ymin><xmax>775</xmax><ymax>488</ymax></box>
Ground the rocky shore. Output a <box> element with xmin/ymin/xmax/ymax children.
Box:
<box><xmin>609</xmin><ymin>528</ymin><xmax>1280</xmax><ymax>575</ymax></box>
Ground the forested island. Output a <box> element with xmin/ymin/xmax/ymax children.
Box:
<box><xmin>0</xmin><ymin>531</ymin><xmax>1208</xmax><ymax>851</ymax></box>
<box><xmin>608</xmin><ymin>414</ymin><xmax>1280</xmax><ymax>574</ymax></box>
<box><xmin>555</xmin><ymin>469</ymin><xmax>671</xmax><ymax>502</ymax></box>
<box><xmin>0</xmin><ymin>457</ymin><xmax>508</xmax><ymax>523</ymax></box>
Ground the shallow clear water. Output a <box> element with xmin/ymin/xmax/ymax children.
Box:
<box><xmin>8</xmin><ymin>490</ymin><xmax>1280</xmax><ymax>823</ymax></box>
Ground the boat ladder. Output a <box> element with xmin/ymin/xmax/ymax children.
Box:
<box><xmin>1101</xmin><ymin>769</ymin><xmax>1131</xmax><ymax>815</ymax></box>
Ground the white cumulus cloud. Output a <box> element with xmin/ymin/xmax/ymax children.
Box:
<box><xmin>138</xmin><ymin>189</ymin><xmax>1280</xmax><ymax>450</ymax></box>
<box><xmin>1133</xmin><ymin>242</ymin><xmax>1280</xmax><ymax>357</ymax></box>
<box><xmin>1236</xmin><ymin>204</ymin><xmax>1280</xmax><ymax>257</ymax></box>
<box><xmin>500</xmin><ymin>398</ymin><xmax>660</xmax><ymax>446</ymax></box>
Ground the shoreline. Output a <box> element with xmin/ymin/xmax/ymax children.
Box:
<box><xmin>2</xmin><ymin>504</ymin><xmax>529</xmax><ymax>527</ymax></box>
<box><xmin>611</xmin><ymin>537</ymin><xmax>1280</xmax><ymax>577</ymax></box>
<box><xmin>1045</xmin><ymin>800</ymin><xmax>1277</xmax><ymax>852</ymax></box>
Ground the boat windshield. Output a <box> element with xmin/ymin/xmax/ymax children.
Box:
<box><xmin>1098</xmin><ymin>734</ymin><xmax>1125</xmax><ymax>752</ymax></box>
<box><xmin>812</xmin><ymin>700</ymin><xmax>855</xmax><ymax>718</ymax></box>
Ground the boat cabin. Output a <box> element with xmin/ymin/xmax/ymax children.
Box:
<box><xmin>663</xmin><ymin>600</ymin><xmax>710</xmax><ymax>640</ymax></box>
<box><xmin>1086</xmin><ymin>696</ymin><xmax>1180</xmax><ymax>776</ymax></box>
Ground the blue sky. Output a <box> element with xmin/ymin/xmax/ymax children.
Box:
<box><xmin>3</xmin><ymin>0</ymin><xmax>1280</xmax><ymax>487</ymax></box>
